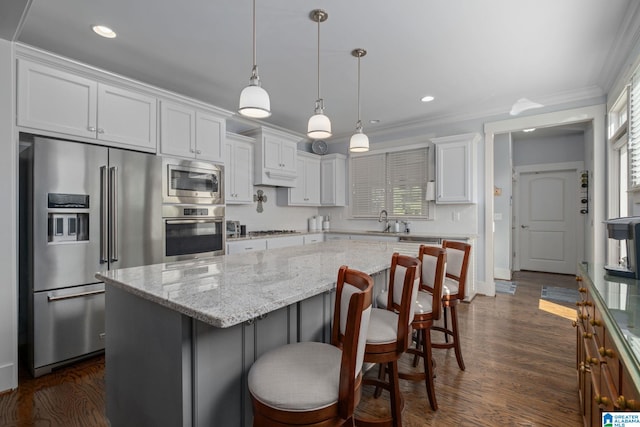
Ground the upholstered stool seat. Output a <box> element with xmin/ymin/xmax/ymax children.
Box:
<box><xmin>249</xmin><ymin>342</ymin><xmax>342</xmax><ymax>411</ymax></box>
<box><xmin>366</xmin><ymin>309</ymin><xmax>400</xmax><ymax>345</ymax></box>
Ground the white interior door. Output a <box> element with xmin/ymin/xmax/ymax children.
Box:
<box><xmin>518</xmin><ymin>169</ymin><xmax>578</xmax><ymax>274</ymax></box>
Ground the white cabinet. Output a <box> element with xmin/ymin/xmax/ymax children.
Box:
<box><xmin>225</xmin><ymin>133</ymin><xmax>254</xmax><ymax>204</ymax></box>
<box><xmin>245</xmin><ymin>127</ymin><xmax>299</xmax><ymax>187</ymax></box>
<box><xmin>266</xmin><ymin>235</ymin><xmax>304</xmax><ymax>249</ymax></box>
<box><xmin>160</xmin><ymin>100</ymin><xmax>225</xmax><ymax>163</ymax></box>
<box><xmin>432</xmin><ymin>133</ymin><xmax>480</xmax><ymax>204</ymax></box>
<box><xmin>281</xmin><ymin>152</ymin><xmax>320</xmax><ymax>206</ymax></box>
<box><xmin>17</xmin><ymin>59</ymin><xmax>157</xmax><ymax>152</ymax></box>
<box><xmin>303</xmin><ymin>234</ymin><xmax>324</xmax><ymax>244</ymax></box>
<box><xmin>226</xmin><ymin>239</ymin><xmax>267</xmax><ymax>255</ymax></box>
<box><xmin>320</xmin><ymin>154</ymin><xmax>346</xmax><ymax>206</ymax></box>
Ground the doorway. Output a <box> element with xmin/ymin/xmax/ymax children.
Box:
<box><xmin>483</xmin><ymin>104</ymin><xmax>606</xmax><ymax>297</ymax></box>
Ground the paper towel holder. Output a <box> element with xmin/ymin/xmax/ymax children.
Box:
<box><xmin>425</xmin><ymin>181</ymin><xmax>436</xmax><ymax>201</ymax></box>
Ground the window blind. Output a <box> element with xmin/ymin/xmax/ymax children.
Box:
<box><xmin>350</xmin><ymin>147</ymin><xmax>429</xmax><ymax>218</ymax></box>
<box><xmin>351</xmin><ymin>153</ymin><xmax>386</xmax><ymax>217</ymax></box>
<box><xmin>630</xmin><ymin>69</ymin><xmax>640</xmax><ymax>188</ymax></box>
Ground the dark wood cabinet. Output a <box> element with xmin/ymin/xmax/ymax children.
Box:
<box><xmin>576</xmin><ymin>265</ymin><xmax>640</xmax><ymax>426</ymax></box>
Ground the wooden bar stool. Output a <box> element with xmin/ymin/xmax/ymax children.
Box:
<box><xmin>356</xmin><ymin>253</ymin><xmax>420</xmax><ymax>427</ymax></box>
<box><xmin>430</xmin><ymin>240</ymin><xmax>471</xmax><ymax>371</ymax></box>
<box><xmin>376</xmin><ymin>246</ymin><xmax>447</xmax><ymax>412</ymax></box>
<box><xmin>248</xmin><ymin>265</ymin><xmax>373</xmax><ymax>426</ymax></box>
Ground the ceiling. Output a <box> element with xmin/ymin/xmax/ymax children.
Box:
<box><xmin>1</xmin><ymin>0</ymin><xmax>638</xmax><ymax>142</ymax></box>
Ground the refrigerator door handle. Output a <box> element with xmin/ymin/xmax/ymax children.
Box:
<box><xmin>110</xmin><ymin>166</ymin><xmax>118</xmax><ymax>262</ymax></box>
<box><xmin>47</xmin><ymin>289</ymin><xmax>105</xmax><ymax>302</ymax></box>
<box><xmin>100</xmin><ymin>166</ymin><xmax>109</xmax><ymax>263</ymax></box>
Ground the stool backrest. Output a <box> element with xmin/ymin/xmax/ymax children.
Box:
<box><xmin>332</xmin><ymin>265</ymin><xmax>373</xmax><ymax>419</ymax></box>
<box><xmin>386</xmin><ymin>253</ymin><xmax>420</xmax><ymax>352</ymax></box>
<box><xmin>418</xmin><ymin>245</ymin><xmax>447</xmax><ymax>321</ymax></box>
<box><xmin>442</xmin><ymin>240</ymin><xmax>471</xmax><ymax>298</ymax></box>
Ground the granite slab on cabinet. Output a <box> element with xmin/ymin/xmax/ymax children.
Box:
<box><xmin>96</xmin><ymin>240</ymin><xmax>419</xmax><ymax>427</ymax></box>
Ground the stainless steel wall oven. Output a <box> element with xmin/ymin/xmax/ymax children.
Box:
<box><xmin>162</xmin><ymin>204</ymin><xmax>225</xmax><ymax>261</ymax></box>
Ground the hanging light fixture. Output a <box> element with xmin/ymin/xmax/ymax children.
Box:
<box><xmin>307</xmin><ymin>9</ymin><xmax>332</xmax><ymax>139</ymax></box>
<box><xmin>349</xmin><ymin>48</ymin><xmax>369</xmax><ymax>152</ymax></box>
<box><xmin>238</xmin><ymin>0</ymin><xmax>271</xmax><ymax>118</ymax></box>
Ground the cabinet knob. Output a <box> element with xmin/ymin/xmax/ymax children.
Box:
<box><xmin>97</xmin><ymin>128</ymin><xmax>105</xmax><ymax>134</ymax></box>
<box><xmin>197</xmin><ymin>150</ymin><xmax>202</xmax><ymax>154</ymax></box>
<box><xmin>190</xmin><ymin>149</ymin><xmax>195</xmax><ymax>153</ymax></box>
<box><xmin>590</xmin><ymin>318</ymin><xmax>602</xmax><ymax>327</ymax></box>
<box><xmin>599</xmin><ymin>347</ymin><xmax>615</xmax><ymax>358</ymax></box>
<box><xmin>576</xmin><ymin>276</ymin><xmax>583</xmax><ymax>282</ymax></box>
<box><xmin>586</xmin><ymin>356</ymin><xmax>599</xmax><ymax>365</ymax></box>
<box><xmin>582</xmin><ymin>332</ymin><xmax>593</xmax><ymax>339</ymax></box>
<box><xmin>578</xmin><ymin>287</ymin><xmax>587</xmax><ymax>293</ymax></box>
<box><xmin>87</xmin><ymin>126</ymin><xmax>96</xmax><ymax>132</ymax></box>
<box><xmin>595</xmin><ymin>395</ymin><xmax>611</xmax><ymax>406</ymax></box>
<box><xmin>618</xmin><ymin>395</ymin><xmax>639</xmax><ymax>410</ymax></box>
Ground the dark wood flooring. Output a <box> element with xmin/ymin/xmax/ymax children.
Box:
<box><xmin>0</xmin><ymin>271</ymin><xmax>581</xmax><ymax>426</ymax></box>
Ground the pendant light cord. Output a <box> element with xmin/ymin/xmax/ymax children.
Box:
<box><xmin>252</xmin><ymin>0</ymin><xmax>257</xmax><ymax>67</ymax></box>
<box><xmin>357</xmin><ymin>54</ymin><xmax>361</xmax><ymax>126</ymax></box>
<box><xmin>317</xmin><ymin>17</ymin><xmax>321</xmax><ymax>101</ymax></box>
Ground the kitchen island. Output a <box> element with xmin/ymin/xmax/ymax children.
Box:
<box><xmin>96</xmin><ymin>240</ymin><xmax>418</xmax><ymax>427</ymax></box>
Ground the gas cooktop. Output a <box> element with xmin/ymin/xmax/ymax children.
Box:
<box><xmin>248</xmin><ymin>230</ymin><xmax>300</xmax><ymax>236</ymax></box>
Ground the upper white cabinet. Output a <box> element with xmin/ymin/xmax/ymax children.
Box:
<box><xmin>320</xmin><ymin>153</ymin><xmax>346</xmax><ymax>206</ymax></box>
<box><xmin>291</xmin><ymin>152</ymin><xmax>321</xmax><ymax>206</ymax></box>
<box><xmin>432</xmin><ymin>133</ymin><xmax>480</xmax><ymax>204</ymax></box>
<box><xmin>225</xmin><ymin>133</ymin><xmax>254</xmax><ymax>204</ymax></box>
<box><xmin>17</xmin><ymin>58</ymin><xmax>157</xmax><ymax>152</ymax></box>
<box><xmin>245</xmin><ymin>127</ymin><xmax>299</xmax><ymax>187</ymax></box>
<box><xmin>160</xmin><ymin>100</ymin><xmax>225</xmax><ymax>163</ymax></box>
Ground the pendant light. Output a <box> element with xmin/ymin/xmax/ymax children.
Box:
<box><xmin>238</xmin><ymin>0</ymin><xmax>271</xmax><ymax>118</ymax></box>
<box><xmin>307</xmin><ymin>9</ymin><xmax>332</xmax><ymax>139</ymax></box>
<box><xmin>349</xmin><ymin>48</ymin><xmax>369</xmax><ymax>152</ymax></box>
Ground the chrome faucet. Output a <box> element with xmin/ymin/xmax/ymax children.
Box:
<box><xmin>378</xmin><ymin>209</ymin><xmax>390</xmax><ymax>232</ymax></box>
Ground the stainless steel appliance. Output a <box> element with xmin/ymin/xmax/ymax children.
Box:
<box><xmin>163</xmin><ymin>204</ymin><xmax>225</xmax><ymax>261</ymax></box>
<box><xmin>605</xmin><ymin>216</ymin><xmax>640</xmax><ymax>278</ymax></box>
<box><xmin>162</xmin><ymin>157</ymin><xmax>223</xmax><ymax>205</ymax></box>
<box><xmin>226</xmin><ymin>220</ymin><xmax>241</xmax><ymax>238</ymax></box>
<box><xmin>19</xmin><ymin>135</ymin><xmax>164</xmax><ymax>376</ymax></box>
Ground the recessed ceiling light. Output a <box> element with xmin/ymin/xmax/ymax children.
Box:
<box><xmin>523</xmin><ymin>128</ymin><xmax>536</xmax><ymax>133</ymax></box>
<box><xmin>369</xmin><ymin>119</ymin><xmax>380</xmax><ymax>124</ymax></box>
<box><xmin>92</xmin><ymin>25</ymin><xmax>117</xmax><ymax>39</ymax></box>
<box><xmin>421</xmin><ymin>95</ymin><xmax>435</xmax><ymax>103</ymax></box>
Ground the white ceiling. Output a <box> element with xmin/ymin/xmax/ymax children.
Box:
<box><xmin>2</xmin><ymin>0</ymin><xmax>638</xmax><ymax>141</ymax></box>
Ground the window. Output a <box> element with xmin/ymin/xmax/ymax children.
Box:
<box><xmin>350</xmin><ymin>147</ymin><xmax>430</xmax><ymax>218</ymax></box>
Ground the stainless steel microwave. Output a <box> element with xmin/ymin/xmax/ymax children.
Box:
<box><xmin>162</xmin><ymin>158</ymin><xmax>224</xmax><ymax>205</ymax></box>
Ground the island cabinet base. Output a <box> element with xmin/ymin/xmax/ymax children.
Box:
<box><xmin>105</xmin><ymin>285</ymin><xmax>354</xmax><ymax>426</ymax></box>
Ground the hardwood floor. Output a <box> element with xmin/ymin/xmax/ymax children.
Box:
<box><xmin>0</xmin><ymin>271</ymin><xmax>582</xmax><ymax>426</ymax></box>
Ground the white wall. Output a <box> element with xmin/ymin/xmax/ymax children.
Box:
<box><xmin>513</xmin><ymin>133</ymin><xmax>585</xmax><ymax>166</ymax></box>
<box><xmin>493</xmin><ymin>133</ymin><xmax>512</xmax><ymax>279</ymax></box>
<box><xmin>226</xmin><ymin>186</ymin><xmax>319</xmax><ymax>233</ymax></box>
<box><xmin>0</xmin><ymin>39</ymin><xmax>17</xmax><ymax>392</ymax></box>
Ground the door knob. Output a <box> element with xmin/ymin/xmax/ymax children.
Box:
<box><xmin>521</xmin><ymin>225</ymin><xmax>529</xmax><ymax>229</ymax></box>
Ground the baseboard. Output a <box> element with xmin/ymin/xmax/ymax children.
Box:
<box><xmin>494</xmin><ymin>268</ymin><xmax>511</xmax><ymax>281</ymax></box>
<box><xmin>474</xmin><ymin>279</ymin><xmax>495</xmax><ymax>297</ymax></box>
<box><xmin>0</xmin><ymin>361</ymin><xmax>17</xmax><ymax>393</ymax></box>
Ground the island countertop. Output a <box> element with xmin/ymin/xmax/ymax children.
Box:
<box><xmin>96</xmin><ymin>239</ymin><xmax>419</xmax><ymax>328</ymax></box>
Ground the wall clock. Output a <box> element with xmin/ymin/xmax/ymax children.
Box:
<box><xmin>311</xmin><ymin>139</ymin><xmax>328</xmax><ymax>155</ymax></box>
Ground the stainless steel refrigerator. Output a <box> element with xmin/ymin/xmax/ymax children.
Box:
<box><xmin>19</xmin><ymin>134</ymin><xmax>163</xmax><ymax>376</ymax></box>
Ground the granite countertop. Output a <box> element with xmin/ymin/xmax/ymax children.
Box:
<box><xmin>96</xmin><ymin>240</ymin><xmax>420</xmax><ymax>328</ymax></box>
